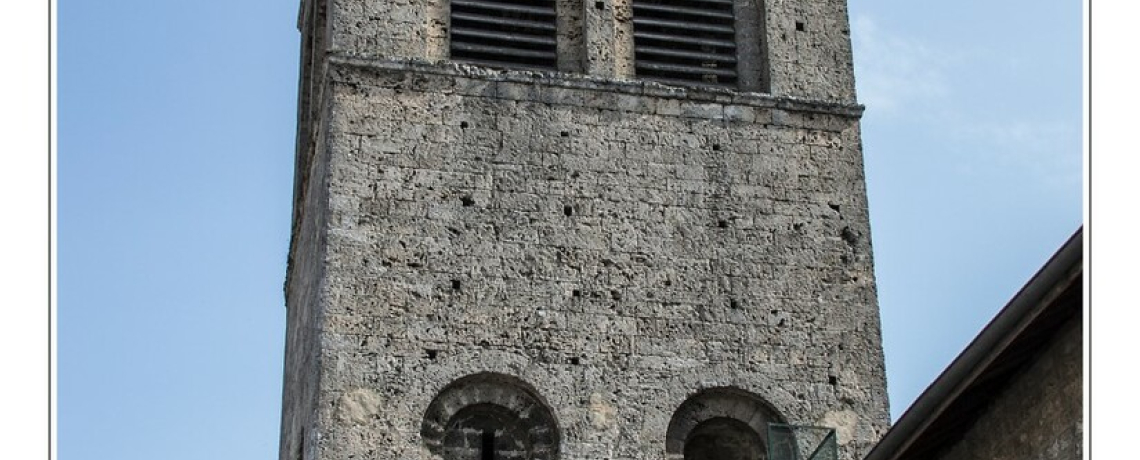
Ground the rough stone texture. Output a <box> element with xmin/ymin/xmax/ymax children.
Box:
<box><xmin>936</xmin><ymin>318</ymin><xmax>1083</xmax><ymax>460</ymax></box>
<box><xmin>762</xmin><ymin>0</ymin><xmax>857</xmax><ymax>101</ymax></box>
<box><xmin>281</xmin><ymin>1</ymin><xmax>888</xmax><ymax>459</ymax></box>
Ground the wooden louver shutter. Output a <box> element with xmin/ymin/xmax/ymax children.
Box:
<box><xmin>450</xmin><ymin>0</ymin><xmax>558</xmax><ymax>71</ymax></box>
<box><xmin>632</xmin><ymin>0</ymin><xmax>738</xmax><ymax>88</ymax></box>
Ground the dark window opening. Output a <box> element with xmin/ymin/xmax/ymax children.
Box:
<box><xmin>296</xmin><ymin>429</ymin><xmax>305</xmax><ymax>460</ymax></box>
<box><xmin>481</xmin><ymin>430</ymin><xmax>495</xmax><ymax>460</ymax></box>
<box><xmin>684</xmin><ymin>417</ymin><xmax>766</xmax><ymax>460</ymax></box>
<box><xmin>450</xmin><ymin>0</ymin><xmax>558</xmax><ymax>71</ymax></box>
<box><xmin>632</xmin><ymin>0</ymin><xmax>739</xmax><ymax>88</ymax></box>
<box><xmin>442</xmin><ymin>404</ymin><xmax>533</xmax><ymax>460</ymax></box>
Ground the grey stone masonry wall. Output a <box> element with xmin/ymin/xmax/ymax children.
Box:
<box><xmin>936</xmin><ymin>317</ymin><xmax>1083</xmax><ymax>460</ymax></box>
<box><xmin>281</xmin><ymin>58</ymin><xmax>889</xmax><ymax>460</ymax></box>
<box><xmin>281</xmin><ymin>0</ymin><xmax>887</xmax><ymax>459</ymax></box>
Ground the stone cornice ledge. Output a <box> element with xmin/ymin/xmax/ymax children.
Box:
<box><xmin>326</xmin><ymin>55</ymin><xmax>866</xmax><ymax>119</ymax></box>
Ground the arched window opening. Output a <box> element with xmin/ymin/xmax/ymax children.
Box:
<box><xmin>422</xmin><ymin>373</ymin><xmax>560</xmax><ymax>460</ymax></box>
<box><xmin>666</xmin><ymin>387</ymin><xmax>784</xmax><ymax>460</ymax></box>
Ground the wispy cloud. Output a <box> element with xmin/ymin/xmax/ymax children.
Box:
<box><xmin>852</xmin><ymin>15</ymin><xmax>952</xmax><ymax>117</ymax></box>
<box><xmin>853</xmin><ymin>14</ymin><xmax>1081</xmax><ymax>191</ymax></box>
<box><xmin>954</xmin><ymin>119</ymin><xmax>1083</xmax><ymax>190</ymax></box>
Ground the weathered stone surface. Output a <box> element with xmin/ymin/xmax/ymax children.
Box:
<box><xmin>281</xmin><ymin>1</ymin><xmax>888</xmax><ymax>460</ymax></box>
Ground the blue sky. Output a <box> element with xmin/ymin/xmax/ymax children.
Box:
<box><xmin>55</xmin><ymin>0</ymin><xmax>1082</xmax><ymax>459</ymax></box>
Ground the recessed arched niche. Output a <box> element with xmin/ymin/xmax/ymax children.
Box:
<box><xmin>666</xmin><ymin>388</ymin><xmax>785</xmax><ymax>460</ymax></box>
<box><xmin>421</xmin><ymin>373</ymin><xmax>560</xmax><ymax>460</ymax></box>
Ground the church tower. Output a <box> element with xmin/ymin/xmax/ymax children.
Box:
<box><xmin>279</xmin><ymin>0</ymin><xmax>890</xmax><ymax>459</ymax></box>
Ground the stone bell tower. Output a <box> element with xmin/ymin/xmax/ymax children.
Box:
<box><xmin>278</xmin><ymin>0</ymin><xmax>890</xmax><ymax>459</ymax></box>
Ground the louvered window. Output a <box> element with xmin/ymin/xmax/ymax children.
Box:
<box><xmin>632</xmin><ymin>0</ymin><xmax>738</xmax><ymax>88</ymax></box>
<box><xmin>450</xmin><ymin>0</ymin><xmax>558</xmax><ymax>71</ymax></box>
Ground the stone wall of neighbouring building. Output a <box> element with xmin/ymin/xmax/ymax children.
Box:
<box><xmin>936</xmin><ymin>317</ymin><xmax>1083</xmax><ymax>460</ymax></box>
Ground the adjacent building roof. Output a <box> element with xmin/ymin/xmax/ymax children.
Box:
<box><xmin>863</xmin><ymin>228</ymin><xmax>1083</xmax><ymax>460</ymax></box>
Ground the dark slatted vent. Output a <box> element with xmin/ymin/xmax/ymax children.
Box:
<box><xmin>632</xmin><ymin>0</ymin><xmax>738</xmax><ymax>88</ymax></box>
<box><xmin>450</xmin><ymin>0</ymin><xmax>558</xmax><ymax>71</ymax></box>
